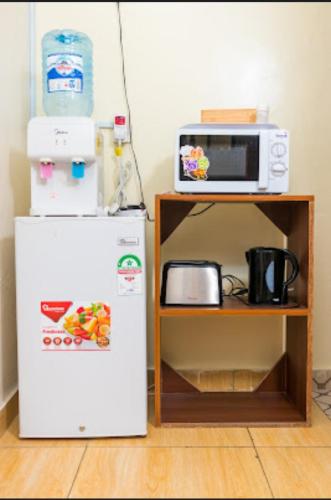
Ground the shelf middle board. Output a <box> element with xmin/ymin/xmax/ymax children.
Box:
<box><xmin>159</xmin><ymin>297</ymin><xmax>309</xmax><ymax>317</ymax></box>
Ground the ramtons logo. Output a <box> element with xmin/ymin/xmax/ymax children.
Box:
<box><xmin>41</xmin><ymin>301</ymin><xmax>72</xmax><ymax>323</ymax></box>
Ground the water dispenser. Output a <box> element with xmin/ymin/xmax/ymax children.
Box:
<box><xmin>28</xmin><ymin>117</ymin><xmax>103</xmax><ymax>216</ymax></box>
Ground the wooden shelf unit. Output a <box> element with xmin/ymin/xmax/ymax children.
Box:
<box><xmin>154</xmin><ymin>194</ymin><xmax>314</xmax><ymax>427</ymax></box>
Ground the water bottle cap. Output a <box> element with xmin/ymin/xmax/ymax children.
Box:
<box><xmin>56</xmin><ymin>32</ymin><xmax>78</xmax><ymax>44</ymax></box>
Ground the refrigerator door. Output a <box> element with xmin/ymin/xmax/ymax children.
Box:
<box><xmin>15</xmin><ymin>216</ymin><xmax>147</xmax><ymax>438</ymax></box>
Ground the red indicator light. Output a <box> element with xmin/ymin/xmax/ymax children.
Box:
<box><xmin>115</xmin><ymin>115</ymin><xmax>125</xmax><ymax>125</ymax></box>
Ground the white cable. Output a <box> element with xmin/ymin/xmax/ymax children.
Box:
<box><xmin>107</xmin><ymin>159</ymin><xmax>133</xmax><ymax>215</ymax></box>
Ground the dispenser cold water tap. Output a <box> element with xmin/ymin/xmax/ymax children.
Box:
<box><xmin>28</xmin><ymin>117</ymin><xmax>103</xmax><ymax>216</ymax></box>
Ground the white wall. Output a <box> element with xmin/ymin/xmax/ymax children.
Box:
<box><xmin>34</xmin><ymin>2</ymin><xmax>331</xmax><ymax>370</ymax></box>
<box><xmin>0</xmin><ymin>3</ymin><xmax>29</xmax><ymax>409</ymax></box>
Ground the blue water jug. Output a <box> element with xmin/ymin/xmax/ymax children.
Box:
<box><xmin>42</xmin><ymin>29</ymin><xmax>93</xmax><ymax>117</ymax></box>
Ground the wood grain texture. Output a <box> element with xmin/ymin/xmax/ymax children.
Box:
<box><xmin>70</xmin><ymin>447</ymin><xmax>271</xmax><ymax>498</ymax></box>
<box><xmin>307</xmin><ymin>200</ymin><xmax>315</xmax><ymax>311</ymax></box>
<box><xmin>0</xmin><ymin>391</ymin><xmax>18</xmax><ymax>438</ymax></box>
<box><xmin>154</xmin><ymin>196</ymin><xmax>161</xmax><ymax>426</ymax></box>
<box><xmin>288</xmin><ymin>202</ymin><xmax>309</xmax><ymax>306</ymax></box>
<box><xmin>233</xmin><ymin>370</ymin><xmax>266</xmax><ymax>392</ymax></box>
<box><xmin>201</xmin><ymin>108</ymin><xmax>257</xmax><ymax>124</ymax></box>
<box><xmin>156</xmin><ymin>194</ymin><xmax>314</xmax><ymax>203</ymax></box>
<box><xmin>250</xmin><ymin>403</ymin><xmax>331</xmax><ymax>447</ymax></box>
<box><xmin>87</xmin><ymin>397</ymin><xmax>251</xmax><ymax>447</ymax></box>
<box><xmin>2</xmin><ymin>397</ymin><xmax>251</xmax><ymax>449</ymax></box>
<box><xmin>0</xmin><ymin>447</ymin><xmax>84</xmax><ymax>498</ymax></box>
<box><xmin>0</xmin><ymin>418</ymin><xmax>88</xmax><ymax>447</ymax></box>
<box><xmin>87</xmin><ymin>424</ymin><xmax>251</xmax><ymax>447</ymax></box>
<box><xmin>154</xmin><ymin>369</ymin><xmax>272</xmax><ymax>393</ymax></box>
<box><xmin>160</xmin><ymin>301</ymin><xmax>308</xmax><ymax>317</ymax></box>
<box><xmin>255</xmin><ymin>201</ymin><xmax>293</xmax><ymax>235</ymax></box>
<box><xmin>161</xmin><ymin>392</ymin><xmax>305</xmax><ymax>425</ymax></box>
<box><xmin>255</xmin><ymin>354</ymin><xmax>287</xmax><ymax>393</ymax></box>
<box><xmin>286</xmin><ymin>317</ymin><xmax>308</xmax><ymax>420</ymax></box>
<box><xmin>200</xmin><ymin>371</ymin><xmax>234</xmax><ymax>391</ymax></box>
<box><xmin>161</xmin><ymin>361</ymin><xmax>199</xmax><ymax>393</ymax></box>
<box><xmin>160</xmin><ymin>200</ymin><xmax>195</xmax><ymax>244</ymax></box>
<box><xmin>258</xmin><ymin>447</ymin><xmax>331</xmax><ymax>498</ymax></box>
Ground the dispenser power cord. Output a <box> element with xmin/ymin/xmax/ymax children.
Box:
<box><xmin>107</xmin><ymin>158</ymin><xmax>133</xmax><ymax>215</ymax></box>
<box><xmin>116</xmin><ymin>2</ymin><xmax>154</xmax><ymax>221</ymax></box>
<box><xmin>116</xmin><ymin>2</ymin><xmax>215</xmax><ymax>222</ymax></box>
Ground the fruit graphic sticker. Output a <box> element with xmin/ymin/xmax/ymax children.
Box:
<box><xmin>180</xmin><ymin>145</ymin><xmax>210</xmax><ymax>181</ymax></box>
<box><xmin>63</xmin><ymin>302</ymin><xmax>111</xmax><ymax>349</ymax></box>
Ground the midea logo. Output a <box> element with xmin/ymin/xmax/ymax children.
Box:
<box><xmin>54</xmin><ymin>129</ymin><xmax>69</xmax><ymax>135</ymax></box>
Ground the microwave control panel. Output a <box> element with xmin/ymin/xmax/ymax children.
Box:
<box><xmin>269</xmin><ymin>130</ymin><xmax>289</xmax><ymax>179</ymax></box>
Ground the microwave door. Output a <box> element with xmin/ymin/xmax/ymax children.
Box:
<box><xmin>258</xmin><ymin>130</ymin><xmax>269</xmax><ymax>190</ymax></box>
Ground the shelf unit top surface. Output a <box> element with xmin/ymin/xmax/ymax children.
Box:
<box><xmin>157</xmin><ymin>193</ymin><xmax>314</xmax><ymax>202</ymax></box>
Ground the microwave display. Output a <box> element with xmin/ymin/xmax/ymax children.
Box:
<box><xmin>179</xmin><ymin>135</ymin><xmax>259</xmax><ymax>182</ymax></box>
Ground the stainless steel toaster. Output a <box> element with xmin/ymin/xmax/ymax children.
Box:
<box><xmin>160</xmin><ymin>260</ymin><xmax>223</xmax><ymax>306</ymax></box>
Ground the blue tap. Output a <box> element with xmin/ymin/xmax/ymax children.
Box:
<box><xmin>72</xmin><ymin>160</ymin><xmax>85</xmax><ymax>179</ymax></box>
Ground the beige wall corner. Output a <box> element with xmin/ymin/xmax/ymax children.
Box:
<box><xmin>0</xmin><ymin>390</ymin><xmax>18</xmax><ymax>438</ymax></box>
<box><xmin>0</xmin><ymin>3</ymin><xmax>29</xmax><ymax>408</ymax></box>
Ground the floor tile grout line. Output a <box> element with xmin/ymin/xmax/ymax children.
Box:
<box><xmin>4</xmin><ymin>444</ymin><xmax>331</xmax><ymax>449</ymax></box>
<box><xmin>85</xmin><ymin>445</ymin><xmax>255</xmax><ymax>449</ymax></box>
<box><xmin>247</xmin><ymin>426</ymin><xmax>255</xmax><ymax>448</ymax></box>
<box><xmin>0</xmin><ymin>445</ymin><xmax>257</xmax><ymax>450</ymax></box>
<box><xmin>0</xmin><ymin>445</ymin><xmax>88</xmax><ymax>449</ymax></box>
<box><xmin>248</xmin><ymin>428</ymin><xmax>275</xmax><ymax>499</ymax></box>
<box><xmin>67</xmin><ymin>445</ymin><xmax>88</xmax><ymax>499</ymax></box>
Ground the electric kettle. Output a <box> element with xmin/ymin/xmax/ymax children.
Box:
<box><xmin>245</xmin><ymin>247</ymin><xmax>299</xmax><ymax>305</ymax></box>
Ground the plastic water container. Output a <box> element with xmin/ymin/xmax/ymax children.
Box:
<box><xmin>42</xmin><ymin>29</ymin><xmax>93</xmax><ymax>117</ymax></box>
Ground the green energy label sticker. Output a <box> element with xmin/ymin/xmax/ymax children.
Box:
<box><xmin>117</xmin><ymin>254</ymin><xmax>143</xmax><ymax>296</ymax></box>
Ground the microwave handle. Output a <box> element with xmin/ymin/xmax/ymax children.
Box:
<box><xmin>258</xmin><ymin>131</ymin><xmax>269</xmax><ymax>190</ymax></box>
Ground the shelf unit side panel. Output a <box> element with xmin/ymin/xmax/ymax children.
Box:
<box><xmin>286</xmin><ymin>316</ymin><xmax>309</xmax><ymax>420</ymax></box>
<box><xmin>286</xmin><ymin>201</ymin><xmax>313</xmax><ymax>307</ymax></box>
<box><xmin>154</xmin><ymin>196</ymin><xmax>162</xmax><ymax>425</ymax></box>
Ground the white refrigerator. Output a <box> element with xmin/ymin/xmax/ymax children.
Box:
<box><xmin>15</xmin><ymin>215</ymin><xmax>147</xmax><ymax>438</ymax></box>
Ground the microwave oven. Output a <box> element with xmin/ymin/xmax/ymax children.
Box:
<box><xmin>174</xmin><ymin>124</ymin><xmax>289</xmax><ymax>193</ymax></box>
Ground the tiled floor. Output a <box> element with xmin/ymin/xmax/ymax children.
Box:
<box><xmin>1</xmin><ymin>400</ymin><xmax>331</xmax><ymax>498</ymax></box>
<box><xmin>313</xmin><ymin>370</ymin><xmax>331</xmax><ymax>420</ymax></box>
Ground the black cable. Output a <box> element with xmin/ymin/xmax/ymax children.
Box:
<box><xmin>116</xmin><ymin>3</ymin><xmax>214</xmax><ymax>223</ymax></box>
<box><xmin>223</xmin><ymin>274</ymin><xmax>247</xmax><ymax>289</ymax></box>
<box><xmin>223</xmin><ymin>274</ymin><xmax>248</xmax><ymax>297</ymax></box>
<box><xmin>188</xmin><ymin>203</ymin><xmax>215</xmax><ymax>217</ymax></box>
<box><xmin>116</xmin><ymin>2</ymin><xmax>154</xmax><ymax>222</ymax></box>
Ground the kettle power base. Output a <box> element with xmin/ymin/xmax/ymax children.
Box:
<box><xmin>232</xmin><ymin>296</ymin><xmax>300</xmax><ymax>308</ymax></box>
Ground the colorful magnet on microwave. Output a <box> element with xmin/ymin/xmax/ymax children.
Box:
<box><xmin>180</xmin><ymin>145</ymin><xmax>209</xmax><ymax>180</ymax></box>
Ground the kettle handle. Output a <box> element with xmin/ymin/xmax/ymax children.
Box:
<box><xmin>282</xmin><ymin>249</ymin><xmax>299</xmax><ymax>287</ymax></box>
